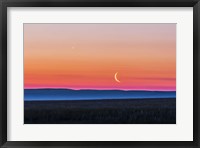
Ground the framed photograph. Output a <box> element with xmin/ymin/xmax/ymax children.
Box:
<box><xmin>0</xmin><ymin>0</ymin><xmax>199</xmax><ymax>147</ymax></box>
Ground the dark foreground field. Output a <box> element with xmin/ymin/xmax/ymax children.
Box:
<box><xmin>24</xmin><ymin>98</ymin><xmax>176</xmax><ymax>124</ymax></box>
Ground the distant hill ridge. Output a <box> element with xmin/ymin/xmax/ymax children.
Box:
<box><xmin>24</xmin><ymin>89</ymin><xmax>176</xmax><ymax>101</ymax></box>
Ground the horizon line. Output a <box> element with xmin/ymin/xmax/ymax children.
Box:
<box><xmin>24</xmin><ymin>88</ymin><xmax>176</xmax><ymax>92</ymax></box>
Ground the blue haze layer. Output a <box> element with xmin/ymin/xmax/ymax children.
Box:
<box><xmin>24</xmin><ymin>89</ymin><xmax>176</xmax><ymax>101</ymax></box>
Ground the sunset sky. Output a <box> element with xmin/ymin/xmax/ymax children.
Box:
<box><xmin>24</xmin><ymin>24</ymin><xmax>176</xmax><ymax>91</ymax></box>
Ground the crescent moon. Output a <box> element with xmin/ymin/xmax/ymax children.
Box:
<box><xmin>114</xmin><ymin>72</ymin><xmax>120</xmax><ymax>83</ymax></box>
